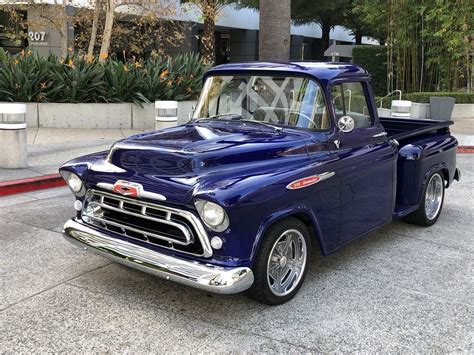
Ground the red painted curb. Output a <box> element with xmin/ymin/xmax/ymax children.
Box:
<box><xmin>457</xmin><ymin>146</ymin><xmax>474</xmax><ymax>154</ymax></box>
<box><xmin>0</xmin><ymin>173</ymin><xmax>66</xmax><ymax>196</ymax></box>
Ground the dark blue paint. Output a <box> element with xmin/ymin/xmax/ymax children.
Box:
<box><xmin>60</xmin><ymin>62</ymin><xmax>458</xmax><ymax>268</ymax></box>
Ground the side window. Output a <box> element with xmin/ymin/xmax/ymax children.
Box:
<box><xmin>331</xmin><ymin>82</ymin><xmax>372</xmax><ymax>129</ymax></box>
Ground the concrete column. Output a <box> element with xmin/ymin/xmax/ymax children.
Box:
<box><xmin>155</xmin><ymin>101</ymin><xmax>178</xmax><ymax>130</ymax></box>
<box><xmin>0</xmin><ymin>123</ymin><xmax>28</xmax><ymax>168</ymax></box>
<box><xmin>0</xmin><ymin>103</ymin><xmax>28</xmax><ymax>169</ymax></box>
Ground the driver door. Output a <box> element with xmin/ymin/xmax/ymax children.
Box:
<box><xmin>331</xmin><ymin>81</ymin><xmax>397</xmax><ymax>245</ymax></box>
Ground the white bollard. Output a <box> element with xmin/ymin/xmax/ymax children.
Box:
<box><xmin>391</xmin><ymin>100</ymin><xmax>412</xmax><ymax>118</ymax></box>
<box><xmin>155</xmin><ymin>100</ymin><xmax>178</xmax><ymax>130</ymax></box>
<box><xmin>0</xmin><ymin>103</ymin><xmax>28</xmax><ymax>169</ymax></box>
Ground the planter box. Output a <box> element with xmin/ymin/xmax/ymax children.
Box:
<box><xmin>410</xmin><ymin>103</ymin><xmax>430</xmax><ymax>119</ymax></box>
<box><xmin>452</xmin><ymin>104</ymin><xmax>474</xmax><ymax>119</ymax></box>
<box><xmin>177</xmin><ymin>100</ymin><xmax>196</xmax><ymax>125</ymax></box>
<box><xmin>132</xmin><ymin>103</ymin><xmax>155</xmax><ymax>129</ymax></box>
<box><xmin>38</xmin><ymin>103</ymin><xmax>132</xmax><ymax>129</ymax></box>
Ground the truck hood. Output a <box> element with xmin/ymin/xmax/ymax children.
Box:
<box><xmin>86</xmin><ymin>121</ymin><xmax>312</xmax><ymax>204</ymax></box>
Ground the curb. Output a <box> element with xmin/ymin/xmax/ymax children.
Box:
<box><xmin>457</xmin><ymin>146</ymin><xmax>474</xmax><ymax>154</ymax></box>
<box><xmin>0</xmin><ymin>173</ymin><xmax>65</xmax><ymax>197</ymax></box>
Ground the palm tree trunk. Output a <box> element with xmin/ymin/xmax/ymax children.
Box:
<box><xmin>88</xmin><ymin>0</ymin><xmax>101</xmax><ymax>58</ymax></box>
<box><xmin>99</xmin><ymin>0</ymin><xmax>115</xmax><ymax>62</ymax></box>
<box><xmin>320</xmin><ymin>22</ymin><xmax>331</xmax><ymax>59</ymax></box>
<box><xmin>201</xmin><ymin>1</ymin><xmax>216</xmax><ymax>65</ymax></box>
<box><xmin>259</xmin><ymin>0</ymin><xmax>291</xmax><ymax>61</ymax></box>
<box><xmin>354</xmin><ymin>31</ymin><xmax>362</xmax><ymax>45</ymax></box>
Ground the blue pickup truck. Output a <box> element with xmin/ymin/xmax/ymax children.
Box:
<box><xmin>61</xmin><ymin>62</ymin><xmax>460</xmax><ymax>304</ymax></box>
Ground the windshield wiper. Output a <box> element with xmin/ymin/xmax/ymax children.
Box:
<box><xmin>240</xmin><ymin>119</ymin><xmax>283</xmax><ymax>132</ymax></box>
<box><xmin>194</xmin><ymin>115</ymin><xmax>282</xmax><ymax>132</ymax></box>
<box><xmin>194</xmin><ymin>113</ymin><xmax>241</xmax><ymax>123</ymax></box>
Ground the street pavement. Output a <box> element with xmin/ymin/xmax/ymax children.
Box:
<box><xmin>0</xmin><ymin>155</ymin><xmax>473</xmax><ymax>352</ymax></box>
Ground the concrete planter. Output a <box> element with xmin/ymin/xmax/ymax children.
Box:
<box><xmin>452</xmin><ymin>104</ymin><xmax>474</xmax><ymax>119</ymax></box>
<box><xmin>38</xmin><ymin>103</ymin><xmax>132</xmax><ymax>129</ymax></box>
<box><xmin>5</xmin><ymin>100</ymin><xmax>470</xmax><ymax>128</ymax></box>
<box><xmin>176</xmin><ymin>100</ymin><xmax>196</xmax><ymax>125</ymax></box>
<box><xmin>410</xmin><ymin>103</ymin><xmax>430</xmax><ymax>119</ymax></box>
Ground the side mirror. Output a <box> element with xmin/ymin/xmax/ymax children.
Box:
<box><xmin>337</xmin><ymin>115</ymin><xmax>355</xmax><ymax>133</ymax></box>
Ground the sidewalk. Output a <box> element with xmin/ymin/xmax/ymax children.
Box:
<box><xmin>0</xmin><ymin>128</ymin><xmax>146</xmax><ymax>183</ymax></box>
<box><xmin>0</xmin><ymin>116</ymin><xmax>472</xmax><ymax>184</ymax></box>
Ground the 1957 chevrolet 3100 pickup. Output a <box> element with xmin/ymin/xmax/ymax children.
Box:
<box><xmin>61</xmin><ymin>62</ymin><xmax>460</xmax><ymax>304</ymax></box>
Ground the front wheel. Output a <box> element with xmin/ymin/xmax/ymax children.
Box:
<box><xmin>404</xmin><ymin>171</ymin><xmax>445</xmax><ymax>226</ymax></box>
<box><xmin>245</xmin><ymin>217</ymin><xmax>310</xmax><ymax>305</ymax></box>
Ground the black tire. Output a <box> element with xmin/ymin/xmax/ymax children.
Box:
<box><xmin>245</xmin><ymin>217</ymin><xmax>311</xmax><ymax>305</ymax></box>
<box><xmin>404</xmin><ymin>171</ymin><xmax>445</xmax><ymax>227</ymax></box>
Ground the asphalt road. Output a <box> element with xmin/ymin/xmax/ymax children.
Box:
<box><xmin>1</xmin><ymin>155</ymin><xmax>473</xmax><ymax>352</ymax></box>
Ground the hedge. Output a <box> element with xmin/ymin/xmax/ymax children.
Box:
<box><xmin>376</xmin><ymin>92</ymin><xmax>474</xmax><ymax>108</ymax></box>
<box><xmin>0</xmin><ymin>48</ymin><xmax>209</xmax><ymax>104</ymax></box>
<box><xmin>352</xmin><ymin>45</ymin><xmax>387</xmax><ymax>97</ymax></box>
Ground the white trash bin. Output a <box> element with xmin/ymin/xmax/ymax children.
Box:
<box><xmin>155</xmin><ymin>100</ymin><xmax>178</xmax><ymax>130</ymax></box>
<box><xmin>0</xmin><ymin>103</ymin><xmax>28</xmax><ymax>169</ymax></box>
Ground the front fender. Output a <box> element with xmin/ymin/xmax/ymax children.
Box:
<box><xmin>249</xmin><ymin>202</ymin><xmax>325</xmax><ymax>265</ymax></box>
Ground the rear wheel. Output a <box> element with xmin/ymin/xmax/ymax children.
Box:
<box><xmin>246</xmin><ymin>217</ymin><xmax>310</xmax><ymax>305</ymax></box>
<box><xmin>404</xmin><ymin>171</ymin><xmax>445</xmax><ymax>226</ymax></box>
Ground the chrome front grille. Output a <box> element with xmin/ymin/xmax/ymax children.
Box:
<box><xmin>82</xmin><ymin>189</ymin><xmax>212</xmax><ymax>257</ymax></box>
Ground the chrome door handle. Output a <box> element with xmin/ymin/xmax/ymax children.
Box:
<box><xmin>373</xmin><ymin>132</ymin><xmax>387</xmax><ymax>138</ymax></box>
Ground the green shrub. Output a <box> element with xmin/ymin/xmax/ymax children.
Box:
<box><xmin>0</xmin><ymin>50</ymin><xmax>52</xmax><ymax>102</ymax></box>
<box><xmin>0</xmin><ymin>49</ymin><xmax>209</xmax><ymax>104</ymax></box>
<box><xmin>352</xmin><ymin>45</ymin><xmax>387</xmax><ymax>97</ymax></box>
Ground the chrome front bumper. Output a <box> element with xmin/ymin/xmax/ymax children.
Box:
<box><xmin>62</xmin><ymin>219</ymin><xmax>254</xmax><ymax>294</ymax></box>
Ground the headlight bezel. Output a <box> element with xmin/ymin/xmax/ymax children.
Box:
<box><xmin>194</xmin><ymin>199</ymin><xmax>229</xmax><ymax>232</ymax></box>
<box><xmin>60</xmin><ymin>170</ymin><xmax>86</xmax><ymax>197</ymax></box>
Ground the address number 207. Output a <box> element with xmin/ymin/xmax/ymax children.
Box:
<box><xmin>28</xmin><ymin>31</ymin><xmax>46</xmax><ymax>42</ymax></box>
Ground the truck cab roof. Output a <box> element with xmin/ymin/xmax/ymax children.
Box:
<box><xmin>205</xmin><ymin>62</ymin><xmax>369</xmax><ymax>82</ymax></box>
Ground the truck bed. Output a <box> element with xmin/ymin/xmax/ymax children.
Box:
<box><xmin>379</xmin><ymin>117</ymin><xmax>453</xmax><ymax>141</ymax></box>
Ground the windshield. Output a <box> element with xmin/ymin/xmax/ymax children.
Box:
<box><xmin>193</xmin><ymin>75</ymin><xmax>330</xmax><ymax>130</ymax></box>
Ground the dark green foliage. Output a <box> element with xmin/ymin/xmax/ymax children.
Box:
<box><xmin>0</xmin><ymin>49</ymin><xmax>209</xmax><ymax>104</ymax></box>
<box><xmin>352</xmin><ymin>45</ymin><xmax>387</xmax><ymax>97</ymax></box>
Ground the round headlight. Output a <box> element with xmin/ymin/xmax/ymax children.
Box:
<box><xmin>67</xmin><ymin>174</ymin><xmax>83</xmax><ymax>193</ymax></box>
<box><xmin>202</xmin><ymin>201</ymin><xmax>225</xmax><ymax>227</ymax></box>
<box><xmin>195</xmin><ymin>199</ymin><xmax>229</xmax><ymax>232</ymax></box>
<box><xmin>61</xmin><ymin>171</ymin><xmax>84</xmax><ymax>195</ymax></box>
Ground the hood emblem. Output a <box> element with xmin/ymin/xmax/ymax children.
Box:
<box><xmin>286</xmin><ymin>172</ymin><xmax>335</xmax><ymax>190</ymax></box>
<box><xmin>96</xmin><ymin>181</ymin><xmax>167</xmax><ymax>201</ymax></box>
<box><xmin>112</xmin><ymin>180</ymin><xmax>142</xmax><ymax>197</ymax></box>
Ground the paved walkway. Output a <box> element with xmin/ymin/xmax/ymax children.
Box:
<box><xmin>0</xmin><ymin>116</ymin><xmax>472</xmax><ymax>183</ymax></box>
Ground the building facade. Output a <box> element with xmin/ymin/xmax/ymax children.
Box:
<box><xmin>0</xmin><ymin>0</ymin><xmax>376</xmax><ymax>62</ymax></box>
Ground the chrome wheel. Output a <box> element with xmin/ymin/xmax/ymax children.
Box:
<box><xmin>267</xmin><ymin>229</ymin><xmax>307</xmax><ymax>296</ymax></box>
<box><xmin>425</xmin><ymin>173</ymin><xmax>444</xmax><ymax>220</ymax></box>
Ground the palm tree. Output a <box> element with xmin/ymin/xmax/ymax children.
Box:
<box><xmin>259</xmin><ymin>0</ymin><xmax>291</xmax><ymax>61</ymax></box>
<box><xmin>181</xmin><ymin>0</ymin><xmax>232</xmax><ymax>64</ymax></box>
